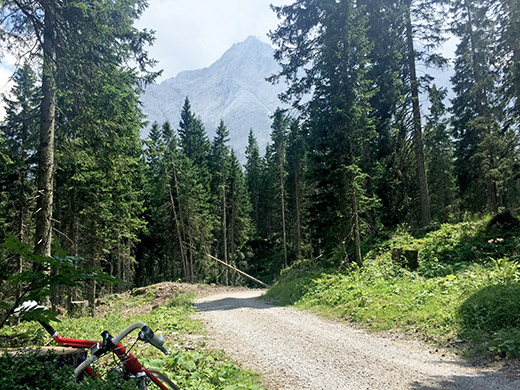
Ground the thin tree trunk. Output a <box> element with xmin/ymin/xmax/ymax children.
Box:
<box><xmin>348</xmin><ymin>143</ymin><xmax>363</xmax><ymax>267</ymax></box>
<box><xmin>503</xmin><ymin>0</ymin><xmax>520</xmax><ymax>115</ymax></box>
<box><xmin>116</xmin><ymin>236</ymin><xmax>122</xmax><ymax>292</ymax></box>
<box><xmin>230</xmin><ymin>198</ymin><xmax>237</xmax><ymax>284</ymax></box>
<box><xmin>486</xmin><ymin>178</ymin><xmax>499</xmax><ymax>213</ymax></box>
<box><xmin>188</xmin><ymin>234</ymin><xmax>195</xmax><ymax>282</ymax></box>
<box><xmin>294</xmin><ymin>167</ymin><xmax>302</xmax><ymax>260</ymax></box>
<box><xmin>34</xmin><ymin>3</ymin><xmax>57</xmax><ymax>257</ymax></box>
<box><xmin>66</xmin><ymin>211</ymin><xmax>78</xmax><ymax>314</ymax></box>
<box><xmin>405</xmin><ymin>4</ymin><xmax>431</xmax><ymax>228</ymax></box>
<box><xmin>15</xmin><ymin>169</ymin><xmax>26</xmax><ymax>299</ymax></box>
<box><xmin>168</xmin><ymin>160</ymin><xmax>189</xmax><ymax>281</ymax></box>
<box><xmin>166</xmin><ymin>180</ymin><xmax>187</xmax><ymax>280</ymax></box>
<box><xmin>87</xmin><ymin>245</ymin><xmax>97</xmax><ymax>316</ymax></box>
<box><xmin>279</xmin><ymin>154</ymin><xmax>288</xmax><ymax>268</ymax></box>
<box><xmin>222</xmin><ymin>185</ymin><xmax>228</xmax><ymax>285</ymax></box>
<box><xmin>352</xmin><ymin>187</ymin><xmax>363</xmax><ymax>267</ymax></box>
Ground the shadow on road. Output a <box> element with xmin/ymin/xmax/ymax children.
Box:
<box><xmin>408</xmin><ymin>367</ymin><xmax>520</xmax><ymax>390</ymax></box>
<box><xmin>195</xmin><ymin>296</ymin><xmax>274</xmax><ymax>312</ymax></box>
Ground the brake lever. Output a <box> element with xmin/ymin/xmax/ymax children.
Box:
<box><xmin>138</xmin><ymin>325</ymin><xmax>168</xmax><ymax>355</ymax></box>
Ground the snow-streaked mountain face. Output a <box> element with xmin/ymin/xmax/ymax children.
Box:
<box><xmin>140</xmin><ymin>36</ymin><xmax>286</xmax><ymax>161</ymax></box>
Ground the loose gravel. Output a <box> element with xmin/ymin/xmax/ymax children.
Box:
<box><xmin>195</xmin><ymin>289</ymin><xmax>520</xmax><ymax>390</ymax></box>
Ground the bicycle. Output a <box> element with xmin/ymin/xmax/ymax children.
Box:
<box><xmin>14</xmin><ymin>301</ymin><xmax>180</xmax><ymax>390</ymax></box>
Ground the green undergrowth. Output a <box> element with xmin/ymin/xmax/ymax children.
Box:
<box><xmin>0</xmin><ymin>286</ymin><xmax>263</xmax><ymax>389</ymax></box>
<box><xmin>266</xmin><ymin>218</ymin><xmax>520</xmax><ymax>360</ymax></box>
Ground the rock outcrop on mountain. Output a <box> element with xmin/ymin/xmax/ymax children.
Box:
<box><xmin>141</xmin><ymin>36</ymin><xmax>287</xmax><ymax>161</ymax></box>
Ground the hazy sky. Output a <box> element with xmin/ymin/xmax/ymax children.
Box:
<box><xmin>0</xmin><ymin>0</ymin><xmax>292</xmax><ymax>116</ymax></box>
<box><xmin>0</xmin><ymin>0</ymin><xmax>455</xmax><ymax>116</ymax></box>
<box><xmin>136</xmin><ymin>0</ymin><xmax>293</xmax><ymax>82</ymax></box>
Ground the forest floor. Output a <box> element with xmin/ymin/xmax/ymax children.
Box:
<box><xmin>195</xmin><ymin>288</ymin><xmax>520</xmax><ymax>390</ymax></box>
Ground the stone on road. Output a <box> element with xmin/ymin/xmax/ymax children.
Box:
<box><xmin>195</xmin><ymin>289</ymin><xmax>519</xmax><ymax>390</ymax></box>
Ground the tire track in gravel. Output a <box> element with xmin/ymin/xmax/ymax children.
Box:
<box><xmin>195</xmin><ymin>289</ymin><xmax>520</xmax><ymax>390</ymax></box>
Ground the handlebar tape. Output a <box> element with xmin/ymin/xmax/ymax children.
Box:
<box><xmin>38</xmin><ymin>320</ymin><xmax>57</xmax><ymax>336</ymax></box>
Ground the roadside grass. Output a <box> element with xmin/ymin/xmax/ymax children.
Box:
<box><xmin>266</xmin><ymin>219</ymin><xmax>520</xmax><ymax>360</ymax></box>
<box><xmin>0</xmin><ymin>285</ymin><xmax>263</xmax><ymax>390</ymax></box>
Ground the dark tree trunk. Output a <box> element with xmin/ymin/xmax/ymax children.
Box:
<box><xmin>504</xmin><ymin>0</ymin><xmax>520</xmax><ymax>116</ymax></box>
<box><xmin>405</xmin><ymin>4</ymin><xmax>431</xmax><ymax>228</ymax></box>
<box><xmin>348</xmin><ymin>143</ymin><xmax>363</xmax><ymax>267</ymax></box>
<box><xmin>294</xmin><ymin>167</ymin><xmax>302</xmax><ymax>260</ymax></box>
<box><xmin>167</xmin><ymin>160</ymin><xmax>189</xmax><ymax>281</ymax></box>
<box><xmin>34</xmin><ymin>2</ymin><xmax>57</xmax><ymax>257</ymax></box>
<box><xmin>352</xmin><ymin>190</ymin><xmax>363</xmax><ymax>267</ymax></box>
<box><xmin>279</xmin><ymin>151</ymin><xmax>288</xmax><ymax>268</ymax></box>
<box><xmin>222</xmin><ymin>184</ymin><xmax>229</xmax><ymax>285</ymax></box>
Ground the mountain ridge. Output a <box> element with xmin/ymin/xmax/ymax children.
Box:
<box><xmin>140</xmin><ymin>36</ymin><xmax>286</xmax><ymax>161</ymax></box>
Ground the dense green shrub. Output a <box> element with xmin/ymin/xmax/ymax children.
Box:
<box><xmin>0</xmin><ymin>351</ymin><xmax>135</xmax><ymax>389</ymax></box>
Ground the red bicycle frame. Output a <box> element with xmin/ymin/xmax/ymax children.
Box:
<box><xmin>40</xmin><ymin>321</ymin><xmax>170</xmax><ymax>389</ymax></box>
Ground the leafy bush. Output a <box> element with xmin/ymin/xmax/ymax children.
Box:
<box><xmin>0</xmin><ymin>351</ymin><xmax>135</xmax><ymax>389</ymax></box>
<box><xmin>143</xmin><ymin>350</ymin><xmax>262</xmax><ymax>390</ymax></box>
<box><xmin>0</xmin><ymin>237</ymin><xmax>118</xmax><ymax>330</ymax></box>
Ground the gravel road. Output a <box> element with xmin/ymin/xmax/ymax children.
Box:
<box><xmin>195</xmin><ymin>289</ymin><xmax>520</xmax><ymax>390</ymax></box>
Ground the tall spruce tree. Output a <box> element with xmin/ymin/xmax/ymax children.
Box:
<box><xmin>177</xmin><ymin>101</ymin><xmax>214</xmax><ymax>282</ymax></box>
<box><xmin>270</xmin><ymin>0</ymin><xmax>378</xmax><ymax>263</ymax></box>
<box><xmin>286</xmin><ymin>119</ymin><xmax>307</xmax><ymax>261</ymax></box>
<box><xmin>210</xmin><ymin>120</ymin><xmax>231</xmax><ymax>284</ymax></box>
<box><xmin>402</xmin><ymin>0</ymin><xmax>448</xmax><ymax>226</ymax></box>
<box><xmin>244</xmin><ymin>129</ymin><xmax>263</xmax><ymax>236</ymax></box>
<box><xmin>424</xmin><ymin>85</ymin><xmax>457</xmax><ymax>221</ymax></box>
<box><xmin>493</xmin><ymin>0</ymin><xmax>520</xmax><ymax>122</ymax></box>
<box><xmin>270</xmin><ymin>109</ymin><xmax>289</xmax><ymax>268</ymax></box>
<box><xmin>450</xmin><ymin>0</ymin><xmax>515</xmax><ymax>213</ymax></box>
<box><xmin>226</xmin><ymin>150</ymin><xmax>252</xmax><ymax>283</ymax></box>
<box><xmin>0</xmin><ymin>64</ymin><xmax>39</xmax><ymax>285</ymax></box>
<box><xmin>178</xmin><ymin>97</ymin><xmax>211</xmax><ymax>167</ymax></box>
<box><xmin>0</xmin><ymin>0</ymin><xmax>157</xmax><ymax>263</ymax></box>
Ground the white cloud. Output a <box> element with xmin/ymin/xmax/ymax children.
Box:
<box><xmin>136</xmin><ymin>0</ymin><xmax>292</xmax><ymax>81</ymax></box>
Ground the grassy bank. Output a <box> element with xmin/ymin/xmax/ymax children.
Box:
<box><xmin>0</xmin><ymin>284</ymin><xmax>263</xmax><ymax>389</ymax></box>
<box><xmin>266</xmin><ymin>218</ymin><xmax>520</xmax><ymax>359</ymax></box>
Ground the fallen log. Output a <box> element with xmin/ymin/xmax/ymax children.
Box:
<box><xmin>0</xmin><ymin>346</ymin><xmax>86</xmax><ymax>366</ymax></box>
<box><xmin>206</xmin><ymin>254</ymin><xmax>269</xmax><ymax>288</ymax></box>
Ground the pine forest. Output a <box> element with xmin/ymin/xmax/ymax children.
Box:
<box><xmin>0</xmin><ymin>0</ymin><xmax>519</xmax><ymax>321</ymax></box>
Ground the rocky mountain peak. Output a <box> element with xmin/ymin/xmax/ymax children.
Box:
<box><xmin>141</xmin><ymin>36</ymin><xmax>286</xmax><ymax>162</ymax></box>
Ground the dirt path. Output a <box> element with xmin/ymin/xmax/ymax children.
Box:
<box><xmin>195</xmin><ymin>289</ymin><xmax>520</xmax><ymax>390</ymax></box>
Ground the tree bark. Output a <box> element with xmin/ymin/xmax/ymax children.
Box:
<box><xmin>279</xmin><ymin>150</ymin><xmax>288</xmax><ymax>268</ymax></box>
<box><xmin>348</xmin><ymin>142</ymin><xmax>363</xmax><ymax>267</ymax></box>
<box><xmin>294</xmin><ymin>165</ymin><xmax>302</xmax><ymax>260</ymax></box>
<box><xmin>222</xmin><ymin>184</ymin><xmax>229</xmax><ymax>285</ymax></box>
<box><xmin>34</xmin><ymin>2</ymin><xmax>57</xmax><ymax>257</ymax></box>
<box><xmin>352</xmin><ymin>188</ymin><xmax>363</xmax><ymax>267</ymax></box>
<box><xmin>230</xmin><ymin>194</ymin><xmax>237</xmax><ymax>284</ymax></box>
<box><xmin>166</xmin><ymin>161</ymin><xmax>189</xmax><ymax>281</ymax></box>
<box><xmin>503</xmin><ymin>0</ymin><xmax>520</xmax><ymax>115</ymax></box>
<box><xmin>405</xmin><ymin>3</ymin><xmax>432</xmax><ymax>228</ymax></box>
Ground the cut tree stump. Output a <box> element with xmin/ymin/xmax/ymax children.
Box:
<box><xmin>391</xmin><ymin>248</ymin><xmax>419</xmax><ymax>270</ymax></box>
